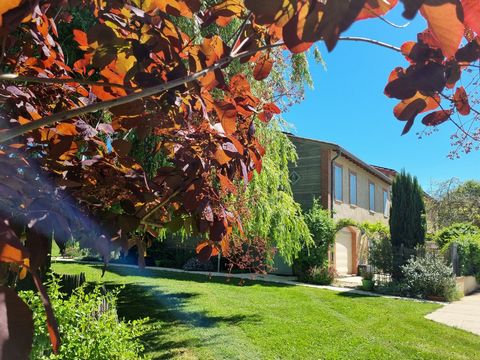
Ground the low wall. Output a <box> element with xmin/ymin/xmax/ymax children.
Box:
<box><xmin>456</xmin><ymin>276</ymin><xmax>479</xmax><ymax>296</ymax></box>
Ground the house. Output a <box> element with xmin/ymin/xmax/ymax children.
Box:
<box><xmin>274</xmin><ymin>134</ymin><xmax>396</xmax><ymax>276</ymax></box>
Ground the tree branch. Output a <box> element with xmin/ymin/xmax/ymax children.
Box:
<box><xmin>0</xmin><ymin>73</ymin><xmax>131</xmax><ymax>90</ymax></box>
<box><xmin>0</xmin><ymin>42</ymin><xmax>285</xmax><ymax>144</ymax></box>
<box><xmin>0</xmin><ymin>35</ymin><xmax>403</xmax><ymax>143</ymax></box>
<box><xmin>338</xmin><ymin>36</ymin><xmax>401</xmax><ymax>52</ymax></box>
<box><xmin>140</xmin><ymin>176</ymin><xmax>200</xmax><ymax>224</ymax></box>
<box><xmin>140</xmin><ymin>188</ymin><xmax>183</xmax><ymax>224</ymax></box>
<box><xmin>229</xmin><ymin>12</ymin><xmax>252</xmax><ymax>55</ymax></box>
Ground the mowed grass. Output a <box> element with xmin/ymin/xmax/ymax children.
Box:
<box><xmin>52</xmin><ymin>263</ymin><xmax>480</xmax><ymax>360</ymax></box>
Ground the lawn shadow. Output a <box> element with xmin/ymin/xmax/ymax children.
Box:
<box><xmin>334</xmin><ymin>290</ymin><xmax>381</xmax><ymax>299</ymax></box>
<box><xmin>101</xmin><ymin>281</ymin><xmax>261</xmax><ymax>359</ymax></box>
<box><xmin>100</xmin><ymin>262</ymin><xmax>294</xmax><ymax>289</ymax></box>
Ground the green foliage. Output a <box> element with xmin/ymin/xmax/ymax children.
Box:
<box><xmin>369</xmin><ymin>237</ymin><xmax>393</xmax><ymax>275</ymax></box>
<box><xmin>57</xmin><ymin>7</ymin><xmax>97</xmax><ymax>67</ymax></box>
<box><xmin>427</xmin><ymin>179</ymin><xmax>480</xmax><ymax>230</ymax></box>
<box><xmin>300</xmin><ymin>266</ymin><xmax>335</xmax><ymax>285</ymax></box>
<box><xmin>401</xmin><ymin>252</ymin><xmax>458</xmax><ymax>301</ymax></box>
<box><xmin>361</xmin><ymin>222</ymin><xmax>393</xmax><ymax>274</ymax></box>
<box><xmin>129</xmin><ymin>133</ymin><xmax>172</xmax><ymax>179</ymax></box>
<box><xmin>20</xmin><ymin>277</ymin><xmax>149</xmax><ymax>360</ymax></box>
<box><xmin>294</xmin><ymin>200</ymin><xmax>335</xmax><ymax>280</ymax></box>
<box><xmin>434</xmin><ymin>222</ymin><xmax>479</xmax><ymax>248</ymax></box>
<box><xmin>290</xmin><ymin>53</ymin><xmax>314</xmax><ymax>89</ymax></box>
<box><xmin>62</xmin><ymin>240</ymin><xmax>91</xmax><ymax>259</ymax></box>
<box><xmin>335</xmin><ymin>218</ymin><xmax>357</xmax><ymax>232</ymax></box>
<box><xmin>390</xmin><ymin>170</ymin><xmax>426</xmax><ymax>278</ymax></box>
<box><xmin>360</xmin><ymin>222</ymin><xmax>389</xmax><ymax>239</ymax></box>
<box><xmin>442</xmin><ymin>233</ymin><xmax>480</xmax><ymax>277</ymax></box>
<box><xmin>244</xmin><ymin>120</ymin><xmax>312</xmax><ymax>264</ymax></box>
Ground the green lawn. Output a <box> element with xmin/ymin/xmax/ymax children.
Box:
<box><xmin>52</xmin><ymin>262</ymin><xmax>479</xmax><ymax>360</ymax></box>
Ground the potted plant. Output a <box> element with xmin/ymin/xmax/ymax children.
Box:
<box><xmin>361</xmin><ymin>269</ymin><xmax>375</xmax><ymax>291</ymax></box>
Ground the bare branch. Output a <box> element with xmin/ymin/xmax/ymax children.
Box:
<box><xmin>338</xmin><ymin>36</ymin><xmax>401</xmax><ymax>52</ymax></box>
<box><xmin>140</xmin><ymin>178</ymin><xmax>198</xmax><ymax>224</ymax></box>
<box><xmin>378</xmin><ymin>15</ymin><xmax>410</xmax><ymax>29</ymax></box>
<box><xmin>229</xmin><ymin>12</ymin><xmax>252</xmax><ymax>55</ymax></box>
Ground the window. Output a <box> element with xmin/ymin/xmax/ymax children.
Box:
<box><xmin>383</xmin><ymin>189</ymin><xmax>390</xmax><ymax>217</ymax></box>
<box><xmin>349</xmin><ymin>172</ymin><xmax>357</xmax><ymax>205</ymax></box>
<box><xmin>369</xmin><ymin>182</ymin><xmax>376</xmax><ymax>212</ymax></box>
<box><xmin>334</xmin><ymin>164</ymin><xmax>343</xmax><ymax>201</ymax></box>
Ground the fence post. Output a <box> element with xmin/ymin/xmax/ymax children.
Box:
<box><xmin>451</xmin><ymin>243</ymin><xmax>459</xmax><ymax>276</ymax></box>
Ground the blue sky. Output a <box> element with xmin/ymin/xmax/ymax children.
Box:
<box><xmin>285</xmin><ymin>7</ymin><xmax>480</xmax><ymax>190</ymax></box>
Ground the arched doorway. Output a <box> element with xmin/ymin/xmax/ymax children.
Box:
<box><xmin>334</xmin><ymin>226</ymin><xmax>358</xmax><ymax>275</ymax></box>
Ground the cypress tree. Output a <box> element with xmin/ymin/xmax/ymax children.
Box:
<box><xmin>389</xmin><ymin>170</ymin><xmax>426</xmax><ymax>279</ymax></box>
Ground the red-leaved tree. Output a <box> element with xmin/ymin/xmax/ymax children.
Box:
<box><xmin>0</xmin><ymin>0</ymin><xmax>479</xmax><ymax>357</ymax></box>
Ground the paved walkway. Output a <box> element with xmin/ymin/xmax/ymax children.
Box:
<box><xmin>334</xmin><ymin>275</ymin><xmax>363</xmax><ymax>288</ymax></box>
<box><xmin>426</xmin><ymin>292</ymin><xmax>480</xmax><ymax>335</ymax></box>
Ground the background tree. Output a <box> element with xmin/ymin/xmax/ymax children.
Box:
<box><xmin>293</xmin><ymin>200</ymin><xmax>336</xmax><ymax>282</ymax></box>
<box><xmin>389</xmin><ymin>170</ymin><xmax>427</xmax><ymax>279</ymax></box>
<box><xmin>427</xmin><ymin>178</ymin><xmax>480</xmax><ymax>231</ymax></box>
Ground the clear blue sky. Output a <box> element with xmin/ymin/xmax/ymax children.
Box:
<box><xmin>285</xmin><ymin>7</ymin><xmax>480</xmax><ymax>190</ymax></box>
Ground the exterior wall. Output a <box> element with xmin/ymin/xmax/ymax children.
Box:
<box><xmin>331</xmin><ymin>152</ymin><xmax>391</xmax><ymax>225</ymax></box>
<box><xmin>282</xmin><ymin>135</ymin><xmax>394</xmax><ymax>276</ymax></box>
<box><xmin>456</xmin><ymin>276</ymin><xmax>479</xmax><ymax>296</ymax></box>
<box><xmin>288</xmin><ymin>137</ymin><xmax>323</xmax><ymax>209</ymax></box>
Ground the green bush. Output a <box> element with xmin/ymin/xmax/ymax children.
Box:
<box><xmin>368</xmin><ymin>237</ymin><xmax>393</xmax><ymax>275</ymax></box>
<box><xmin>435</xmin><ymin>223</ymin><xmax>479</xmax><ymax>248</ymax></box>
<box><xmin>443</xmin><ymin>233</ymin><xmax>480</xmax><ymax>277</ymax></box>
<box><xmin>299</xmin><ymin>266</ymin><xmax>336</xmax><ymax>285</ymax></box>
<box><xmin>62</xmin><ymin>240</ymin><xmax>91</xmax><ymax>259</ymax></box>
<box><xmin>294</xmin><ymin>200</ymin><xmax>336</xmax><ymax>281</ymax></box>
<box><xmin>20</xmin><ymin>277</ymin><xmax>149</xmax><ymax>359</ymax></box>
<box><xmin>401</xmin><ymin>252</ymin><xmax>458</xmax><ymax>301</ymax></box>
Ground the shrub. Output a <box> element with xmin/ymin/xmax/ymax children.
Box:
<box><xmin>182</xmin><ymin>257</ymin><xmax>214</xmax><ymax>272</ymax></box>
<box><xmin>20</xmin><ymin>277</ymin><xmax>149</xmax><ymax>359</ymax></box>
<box><xmin>443</xmin><ymin>233</ymin><xmax>480</xmax><ymax>277</ymax></box>
<box><xmin>299</xmin><ymin>266</ymin><xmax>336</xmax><ymax>285</ymax></box>
<box><xmin>294</xmin><ymin>200</ymin><xmax>336</xmax><ymax>275</ymax></box>
<box><xmin>62</xmin><ymin>240</ymin><xmax>91</xmax><ymax>259</ymax></box>
<box><xmin>401</xmin><ymin>252</ymin><xmax>458</xmax><ymax>301</ymax></box>
<box><xmin>435</xmin><ymin>223</ymin><xmax>479</xmax><ymax>248</ymax></box>
<box><xmin>368</xmin><ymin>237</ymin><xmax>393</xmax><ymax>274</ymax></box>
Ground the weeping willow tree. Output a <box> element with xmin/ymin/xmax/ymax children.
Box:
<box><xmin>240</xmin><ymin>120</ymin><xmax>312</xmax><ymax>265</ymax></box>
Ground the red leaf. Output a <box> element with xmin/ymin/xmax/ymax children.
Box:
<box><xmin>422</xmin><ymin>109</ymin><xmax>452</xmax><ymax>126</ymax></box>
<box><xmin>196</xmin><ymin>241</ymin><xmax>218</xmax><ymax>263</ymax></box>
<box><xmin>462</xmin><ymin>0</ymin><xmax>480</xmax><ymax>35</ymax></box>
<box><xmin>263</xmin><ymin>102</ymin><xmax>281</xmax><ymax>114</ymax></box>
<box><xmin>0</xmin><ymin>286</ymin><xmax>34</xmax><ymax>359</ymax></box>
<box><xmin>0</xmin><ymin>220</ymin><xmax>29</xmax><ymax>264</ymax></box>
<box><xmin>393</xmin><ymin>94</ymin><xmax>439</xmax><ymax>121</ymax></box>
<box><xmin>112</xmin><ymin>139</ymin><xmax>132</xmax><ymax>157</ymax></box>
<box><xmin>420</xmin><ymin>2</ymin><xmax>464</xmax><ymax>58</ymax></box>
<box><xmin>214</xmin><ymin>100</ymin><xmax>237</xmax><ymax>134</ymax></box>
<box><xmin>356</xmin><ymin>0</ymin><xmax>398</xmax><ymax>20</ymax></box>
<box><xmin>73</xmin><ymin>29</ymin><xmax>88</xmax><ymax>50</ymax></box>
<box><xmin>245</xmin><ymin>0</ymin><xmax>296</xmax><ymax>27</ymax></box>
<box><xmin>202</xmin><ymin>0</ymin><xmax>245</xmax><ymax>27</ymax></box>
<box><xmin>453</xmin><ymin>86</ymin><xmax>471</xmax><ymax>115</ymax></box>
<box><xmin>218</xmin><ymin>173</ymin><xmax>236</xmax><ymax>193</ymax></box>
<box><xmin>253</xmin><ymin>55</ymin><xmax>274</xmax><ymax>81</ymax></box>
